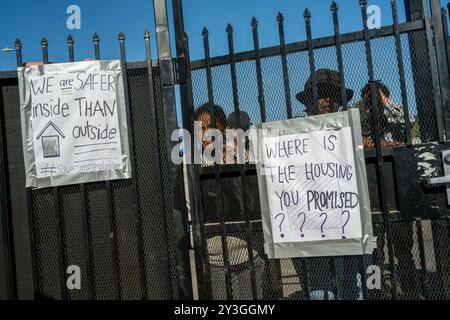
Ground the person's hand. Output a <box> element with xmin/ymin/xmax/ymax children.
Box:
<box><xmin>363</xmin><ymin>137</ymin><xmax>404</xmax><ymax>149</ymax></box>
<box><xmin>381</xmin><ymin>140</ymin><xmax>404</xmax><ymax>148</ymax></box>
<box><xmin>23</xmin><ymin>61</ymin><xmax>44</xmax><ymax>67</ymax></box>
<box><xmin>363</xmin><ymin>137</ymin><xmax>375</xmax><ymax>149</ymax></box>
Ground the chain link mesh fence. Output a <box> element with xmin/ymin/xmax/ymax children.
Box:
<box><xmin>25</xmin><ymin>66</ymin><xmax>180</xmax><ymax>300</ymax></box>
<box><xmin>189</xmin><ymin>23</ymin><xmax>450</xmax><ymax>300</ymax></box>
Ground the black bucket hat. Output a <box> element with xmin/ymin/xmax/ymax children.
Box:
<box><xmin>295</xmin><ymin>69</ymin><xmax>354</xmax><ymax>106</ymax></box>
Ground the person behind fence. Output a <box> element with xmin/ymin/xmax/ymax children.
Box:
<box><xmin>295</xmin><ymin>68</ymin><xmax>354</xmax><ymax>116</ymax></box>
<box><xmin>361</xmin><ymin>82</ymin><xmax>428</xmax><ymax>298</ymax></box>
<box><xmin>194</xmin><ymin>103</ymin><xmax>227</xmax><ymax>166</ymax></box>
<box><xmin>193</xmin><ymin>104</ymin><xmax>265</xmax><ymax>299</ymax></box>
<box><xmin>359</xmin><ymin>81</ymin><xmax>415</xmax><ymax>148</ymax></box>
<box><xmin>224</xmin><ymin>110</ymin><xmax>253</xmax><ymax>164</ymax></box>
<box><xmin>294</xmin><ymin>68</ymin><xmax>366</xmax><ymax>300</ymax></box>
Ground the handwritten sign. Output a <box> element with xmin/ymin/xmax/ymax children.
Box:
<box><xmin>19</xmin><ymin>60</ymin><xmax>131</xmax><ymax>188</ymax></box>
<box><xmin>262</xmin><ymin>127</ymin><xmax>362</xmax><ymax>243</ymax></box>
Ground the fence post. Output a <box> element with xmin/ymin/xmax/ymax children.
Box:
<box><xmin>12</xmin><ymin>39</ymin><xmax>37</xmax><ymax>300</ymax></box>
<box><xmin>153</xmin><ymin>0</ymin><xmax>193</xmax><ymax>300</ymax></box>
<box><xmin>0</xmin><ymin>72</ymin><xmax>16</xmax><ymax>301</ymax></box>
<box><xmin>171</xmin><ymin>0</ymin><xmax>212</xmax><ymax>299</ymax></box>
<box><xmin>430</xmin><ymin>0</ymin><xmax>450</xmax><ymax>138</ymax></box>
<box><xmin>404</xmin><ymin>0</ymin><xmax>440</xmax><ymax>142</ymax></box>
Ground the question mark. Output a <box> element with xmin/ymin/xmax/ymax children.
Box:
<box><xmin>298</xmin><ymin>212</ymin><xmax>306</xmax><ymax>238</ymax></box>
<box><xmin>274</xmin><ymin>213</ymin><xmax>285</xmax><ymax>238</ymax></box>
<box><xmin>319</xmin><ymin>212</ymin><xmax>327</xmax><ymax>238</ymax></box>
<box><xmin>341</xmin><ymin>210</ymin><xmax>350</xmax><ymax>239</ymax></box>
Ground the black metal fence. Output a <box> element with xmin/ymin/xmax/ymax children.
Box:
<box><xmin>0</xmin><ymin>23</ymin><xmax>192</xmax><ymax>298</ymax></box>
<box><xmin>2</xmin><ymin>0</ymin><xmax>450</xmax><ymax>301</ymax></box>
<box><xmin>184</xmin><ymin>0</ymin><xmax>450</xmax><ymax>300</ymax></box>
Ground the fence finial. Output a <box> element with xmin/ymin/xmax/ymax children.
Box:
<box><xmin>41</xmin><ymin>37</ymin><xmax>48</xmax><ymax>47</ymax></box>
<box><xmin>359</xmin><ymin>0</ymin><xmax>367</xmax><ymax>6</ymax></box>
<box><xmin>144</xmin><ymin>29</ymin><xmax>150</xmax><ymax>39</ymax></box>
<box><xmin>118</xmin><ymin>32</ymin><xmax>125</xmax><ymax>41</ymax></box>
<box><xmin>202</xmin><ymin>26</ymin><xmax>209</xmax><ymax>37</ymax></box>
<box><xmin>15</xmin><ymin>38</ymin><xmax>22</xmax><ymax>49</ymax></box>
<box><xmin>331</xmin><ymin>1</ymin><xmax>338</xmax><ymax>12</ymax></box>
<box><xmin>251</xmin><ymin>17</ymin><xmax>258</xmax><ymax>28</ymax></box>
<box><xmin>303</xmin><ymin>8</ymin><xmax>311</xmax><ymax>19</ymax></box>
<box><xmin>277</xmin><ymin>12</ymin><xmax>284</xmax><ymax>23</ymax></box>
<box><xmin>92</xmin><ymin>33</ymin><xmax>100</xmax><ymax>43</ymax></box>
<box><xmin>226</xmin><ymin>23</ymin><xmax>233</xmax><ymax>34</ymax></box>
<box><xmin>67</xmin><ymin>35</ymin><xmax>74</xmax><ymax>45</ymax></box>
<box><xmin>441</xmin><ymin>7</ymin><xmax>447</xmax><ymax>16</ymax></box>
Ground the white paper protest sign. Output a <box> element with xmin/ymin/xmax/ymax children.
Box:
<box><xmin>254</xmin><ymin>110</ymin><xmax>375</xmax><ymax>258</ymax></box>
<box><xmin>263</xmin><ymin>127</ymin><xmax>362</xmax><ymax>243</ymax></box>
<box><xmin>18</xmin><ymin>60</ymin><xmax>131</xmax><ymax>188</ymax></box>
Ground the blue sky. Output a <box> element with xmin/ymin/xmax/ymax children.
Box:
<box><xmin>0</xmin><ymin>0</ymin><xmax>447</xmax><ymax>71</ymax></box>
<box><xmin>1</xmin><ymin>0</ymin><xmax>448</xmax><ymax>125</ymax></box>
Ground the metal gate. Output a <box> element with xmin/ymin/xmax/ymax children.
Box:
<box><xmin>180</xmin><ymin>0</ymin><xmax>450</xmax><ymax>300</ymax></box>
<box><xmin>0</xmin><ymin>0</ymin><xmax>192</xmax><ymax>300</ymax></box>
<box><xmin>2</xmin><ymin>0</ymin><xmax>450</xmax><ymax>301</ymax></box>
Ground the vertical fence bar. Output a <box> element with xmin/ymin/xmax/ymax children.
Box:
<box><xmin>227</xmin><ymin>22</ymin><xmax>259</xmax><ymax>300</ymax></box>
<box><xmin>15</xmin><ymin>39</ymin><xmax>23</xmax><ymax>67</ymax></box>
<box><xmin>67</xmin><ymin>35</ymin><xmax>75</xmax><ymax>62</ymax></box>
<box><xmin>442</xmin><ymin>7</ymin><xmax>450</xmax><ymax>76</ymax></box>
<box><xmin>202</xmin><ymin>27</ymin><xmax>223</xmax><ymax>299</ymax></box>
<box><xmin>329</xmin><ymin>258</ymin><xmax>338</xmax><ymax>299</ymax></box>
<box><xmin>185</xmin><ymin>31</ymin><xmax>213</xmax><ymax>300</ymax></box>
<box><xmin>202</xmin><ymin>27</ymin><xmax>233</xmax><ymax>300</ymax></box>
<box><xmin>277</xmin><ymin>13</ymin><xmax>293</xmax><ymax>119</ymax></box>
<box><xmin>143</xmin><ymin>29</ymin><xmax>175</xmax><ymax>298</ymax></box>
<box><xmin>300</xmin><ymin>258</ymin><xmax>310</xmax><ymax>300</ymax></box>
<box><xmin>253</xmin><ymin>16</ymin><xmax>284</xmax><ymax>299</ymax></box>
<box><xmin>360</xmin><ymin>0</ymin><xmax>398</xmax><ymax>300</ymax></box>
<box><xmin>446</xmin><ymin>216</ymin><xmax>450</xmax><ymax>258</ymax></box>
<box><xmin>153</xmin><ymin>0</ymin><xmax>193</xmax><ymax>299</ymax></box>
<box><xmin>358</xmin><ymin>255</ymin><xmax>368</xmax><ymax>300</ymax></box>
<box><xmin>66</xmin><ymin>34</ymin><xmax>94</xmax><ymax>300</ymax></box>
<box><xmin>391</xmin><ymin>0</ymin><xmax>413</xmax><ymax>146</ymax></box>
<box><xmin>415</xmin><ymin>218</ymin><xmax>430</xmax><ymax>299</ymax></box>
<box><xmin>93</xmin><ymin>33</ymin><xmax>100</xmax><ymax>61</ymax></box>
<box><xmin>0</xmin><ymin>66</ymin><xmax>16</xmax><ymax>300</ymax></box>
<box><xmin>15</xmin><ymin>38</ymin><xmax>37</xmax><ymax>299</ymax></box>
<box><xmin>251</xmin><ymin>18</ymin><xmax>267</xmax><ymax>123</ymax></box>
<box><xmin>41</xmin><ymin>38</ymin><xmax>49</xmax><ymax>64</ymax></box>
<box><xmin>331</xmin><ymin>2</ymin><xmax>348</xmax><ymax>111</ymax></box>
<box><xmin>448</xmin><ymin>3</ymin><xmax>450</xmax><ymax>25</ymax></box>
<box><xmin>172</xmin><ymin>0</ymin><xmax>213</xmax><ymax>299</ymax></box>
<box><xmin>41</xmin><ymin>37</ymin><xmax>68</xmax><ymax>300</ymax></box>
<box><xmin>118</xmin><ymin>33</ymin><xmax>148</xmax><ymax>299</ymax></box>
<box><xmin>430</xmin><ymin>0</ymin><xmax>450</xmax><ymax>139</ymax></box>
<box><xmin>304</xmin><ymin>9</ymin><xmax>320</xmax><ymax>116</ymax></box>
<box><xmin>422</xmin><ymin>0</ymin><xmax>445</xmax><ymax>142</ymax></box>
<box><xmin>77</xmin><ymin>184</ymin><xmax>94</xmax><ymax>298</ymax></box>
<box><xmin>92</xmin><ymin>34</ymin><xmax>121</xmax><ymax>299</ymax></box>
<box><xmin>444</xmin><ymin>216</ymin><xmax>450</xmax><ymax>300</ymax></box>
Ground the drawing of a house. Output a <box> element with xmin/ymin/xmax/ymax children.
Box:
<box><xmin>36</xmin><ymin>121</ymin><xmax>65</xmax><ymax>158</ymax></box>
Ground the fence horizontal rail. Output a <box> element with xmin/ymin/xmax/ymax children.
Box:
<box><xmin>190</xmin><ymin>20</ymin><xmax>425</xmax><ymax>70</ymax></box>
<box><xmin>202</xmin><ymin>212</ymin><xmax>403</xmax><ymax>234</ymax></box>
